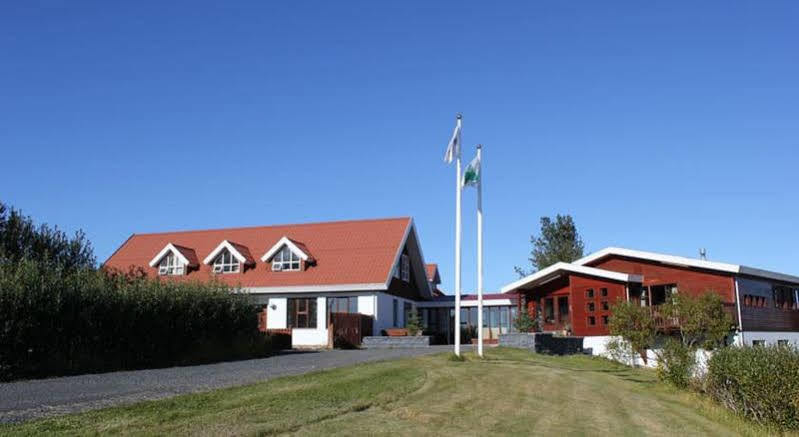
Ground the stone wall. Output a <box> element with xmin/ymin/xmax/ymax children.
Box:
<box><xmin>499</xmin><ymin>333</ymin><xmax>584</xmax><ymax>355</ymax></box>
<box><xmin>362</xmin><ymin>335</ymin><xmax>431</xmax><ymax>349</ymax></box>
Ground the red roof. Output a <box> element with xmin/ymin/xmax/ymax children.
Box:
<box><xmin>104</xmin><ymin>217</ymin><xmax>411</xmax><ymax>289</ymax></box>
<box><xmin>173</xmin><ymin>244</ymin><xmax>199</xmax><ymax>267</ymax></box>
<box><xmin>425</xmin><ymin>263</ymin><xmax>439</xmax><ymax>282</ymax></box>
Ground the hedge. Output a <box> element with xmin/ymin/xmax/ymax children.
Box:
<box><xmin>0</xmin><ymin>261</ymin><xmax>277</xmax><ymax>381</ymax></box>
<box><xmin>705</xmin><ymin>344</ymin><xmax>799</xmax><ymax>430</ymax></box>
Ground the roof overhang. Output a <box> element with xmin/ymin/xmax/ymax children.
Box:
<box><xmin>242</xmin><ymin>283</ymin><xmax>387</xmax><ymax>294</ymax></box>
<box><xmin>500</xmin><ymin>262</ymin><xmax>643</xmax><ymax>294</ymax></box>
<box><xmin>260</xmin><ymin>236</ymin><xmax>312</xmax><ymax>262</ymax></box>
<box><xmin>148</xmin><ymin>243</ymin><xmax>193</xmax><ymax>267</ymax></box>
<box><xmin>575</xmin><ymin>247</ymin><xmax>799</xmax><ymax>285</ymax></box>
<box><xmin>203</xmin><ymin>240</ymin><xmax>252</xmax><ymax>265</ymax></box>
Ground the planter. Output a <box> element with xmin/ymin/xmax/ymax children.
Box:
<box><xmin>386</xmin><ymin>328</ymin><xmax>409</xmax><ymax>337</ymax></box>
<box><xmin>499</xmin><ymin>332</ymin><xmax>584</xmax><ymax>355</ymax></box>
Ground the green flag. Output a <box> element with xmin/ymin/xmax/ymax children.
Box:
<box><xmin>462</xmin><ymin>153</ymin><xmax>480</xmax><ymax>188</ymax></box>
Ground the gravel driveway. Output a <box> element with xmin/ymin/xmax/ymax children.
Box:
<box><xmin>0</xmin><ymin>346</ymin><xmax>454</xmax><ymax>423</ymax></box>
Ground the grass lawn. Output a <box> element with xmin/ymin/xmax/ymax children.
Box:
<box><xmin>1</xmin><ymin>348</ymin><xmax>787</xmax><ymax>436</ymax></box>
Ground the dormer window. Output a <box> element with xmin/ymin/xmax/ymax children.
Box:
<box><xmin>261</xmin><ymin>236</ymin><xmax>313</xmax><ymax>272</ymax></box>
<box><xmin>202</xmin><ymin>240</ymin><xmax>253</xmax><ymax>274</ymax></box>
<box><xmin>158</xmin><ymin>252</ymin><xmax>185</xmax><ymax>276</ymax></box>
<box><xmin>212</xmin><ymin>249</ymin><xmax>240</xmax><ymax>274</ymax></box>
<box><xmin>149</xmin><ymin>242</ymin><xmax>197</xmax><ymax>276</ymax></box>
<box><xmin>272</xmin><ymin>246</ymin><xmax>300</xmax><ymax>271</ymax></box>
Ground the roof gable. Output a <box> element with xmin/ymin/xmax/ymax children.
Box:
<box><xmin>148</xmin><ymin>243</ymin><xmax>199</xmax><ymax>268</ymax></box>
<box><xmin>202</xmin><ymin>240</ymin><xmax>254</xmax><ymax>265</ymax></box>
<box><xmin>261</xmin><ymin>236</ymin><xmax>314</xmax><ymax>263</ymax></box>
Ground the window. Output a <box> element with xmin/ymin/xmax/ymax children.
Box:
<box><xmin>544</xmin><ymin>298</ymin><xmax>555</xmax><ymax>323</ymax></box>
<box><xmin>212</xmin><ymin>249</ymin><xmax>240</xmax><ymax>274</ymax></box>
<box><xmin>601</xmin><ymin>301</ymin><xmax>609</xmax><ymax>311</ymax></box>
<box><xmin>586</xmin><ymin>302</ymin><xmax>595</xmax><ymax>312</ymax></box>
<box><xmin>287</xmin><ymin>298</ymin><xmax>317</xmax><ymax>328</ymax></box>
<box><xmin>401</xmin><ymin>254</ymin><xmax>410</xmax><ymax>282</ymax></box>
<box><xmin>600</xmin><ymin>288</ymin><xmax>608</xmax><ymax>297</ymax></box>
<box><xmin>744</xmin><ymin>294</ymin><xmax>767</xmax><ymax>308</ymax></box>
<box><xmin>601</xmin><ymin>315</ymin><xmax>609</xmax><ymax>325</ymax></box>
<box><xmin>272</xmin><ymin>246</ymin><xmax>301</xmax><ymax>271</ymax></box>
<box><xmin>586</xmin><ymin>288</ymin><xmax>594</xmax><ymax>298</ymax></box>
<box><xmin>404</xmin><ymin>302</ymin><xmax>412</xmax><ymax>326</ymax></box>
<box><xmin>752</xmin><ymin>340</ymin><xmax>766</xmax><ymax>347</ymax></box>
<box><xmin>157</xmin><ymin>252</ymin><xmax>184</xmax><ymax>276</ymax></box>
<box><xmin>778</xmin><ymin>339</ymin><xmax>790</xmax><ymax>347</ymax></box>
<box><xmin>587</xmin><ymin>316</ymin><xmax>596</xmax><ymax>326</ymax></box>
<box><xmin>773</xmin><ymin>286</ymin><xmax>797</xmax><ymax>310</ymax></box>
<box><xmin>328</xmin><ymin>296</ymin><xmax>358</xmax><ymax>314</ymax></box>
<box><xmin>510</xmin><ymin>306</ymin><xmax>519</xmax><ymax>333</ymax></box>
<box><xmin>558</xmin><ymin>296</ymin><xmax>569</xmax><ymax>321</ymax></box>
<box><xmin>393</xmin><ymin>299</ymin><xmax>398</xmax><ymax>327</ymax></box>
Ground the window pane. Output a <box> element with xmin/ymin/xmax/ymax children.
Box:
<box><xmin>349</xmin><ymin>297</ymin><xmax>358</xmax><ymax>313</ymax></box>
<box><xmin>544</xmin><ymin>298</ymin><xmax>554</xmax><ymax>322</ymax></box>
<box><xmin>308</xmin><ymin>299</ymin><xmax>317</xmax><ymax>328</ymax></box>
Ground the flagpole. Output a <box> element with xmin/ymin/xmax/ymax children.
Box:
<box><xmin>476</xmin><ymin>144</ymin><xmax>484</xmax><ymax>358</ymax></box>
<box><xmin>454</xmin><ymin>113</ymin><xmax>463</xmax><ymax>356</ymax></box>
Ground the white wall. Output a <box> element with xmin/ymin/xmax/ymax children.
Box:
<box><xmin>266</xmin><ymin>297</ymin><xmax>287</xmax><ymax>329</ymax></box>
<box><xmin>373</xmin><ymin>292</ymin><xmax>417</xmax><ymax>334</ymax></box>
<box><xmin>291</xmin><ymin>296</ymin><xmax>328</xmax><ymax>348</ymax></box>
<box><xmin>733</xmin><ymin>331</ymin><xmax>799</xmax><ymax>347</ymax></box>
<box><xmin>357</xmin><ymin>295</ymin><xmax>375</xmax><ymax>316</ymax></box>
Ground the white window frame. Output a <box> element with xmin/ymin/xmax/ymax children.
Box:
<box><xmin>401</xmin><ymin>254</ymin><xmax>410</xmax><ymax>282</ymax></box>
<box><xmin>158</xmin><ymin>252</ymin><xmax>185</xmax><ymax>276</ymax></box>
<box><xmin>272</xmin><ymin>246</ymin><xmax>301</xmax><ymax>272</ymax></box>
<box><xmin>211</xmin><ymin>249</ymin><xmax>241</xmax><ymax>274</ymax></box>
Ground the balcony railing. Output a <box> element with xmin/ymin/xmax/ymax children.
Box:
<box><xmin>650</xmin><ymin>303</ymin><xmax>738</xmax><ymax>331</ymax></box>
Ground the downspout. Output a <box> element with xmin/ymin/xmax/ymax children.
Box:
<box><xmin>734</xmin><ymin>277</ymin><xmax>744</xmax><ymax>346</ymax></box>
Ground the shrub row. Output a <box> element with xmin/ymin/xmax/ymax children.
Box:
<box><xmin>705</xmin><ymin>344</ymin><xmax>799</xmax><ymax>430</ymax></box>
<box><xmin>0</xmin><ymin>261</ymin><xmax>276</xmax><ymax>381</ymax></box>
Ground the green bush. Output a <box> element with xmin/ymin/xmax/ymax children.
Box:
<box><xmin>608</xmin><ymin>300</ymin><xmax>656</xmax><ymax>365</ymax></box>
<box><xmin>655</xmin><ymin>338</ymin><xmax>696</xmax><ymax>388</ymax></box>
<box><xmin>705</xmin><ymin>344</ymin><xmax>799</xmax><ymax>430</ymax></box>
<box><xmin>0</xmin><ymin>261</ymin><xmax>274</xmax><ymax>381</ymax></box>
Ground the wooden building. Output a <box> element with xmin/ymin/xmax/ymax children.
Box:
<box><xmin>501</xmin><ymin>247</ymin><xmax>799</xmax><ymax>353</ymax></box>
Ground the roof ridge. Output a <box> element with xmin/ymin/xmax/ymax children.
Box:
<box><xmin>129</xmin><ymin>216</ymin><xmax>412</xmax><ymax>237</ymax></box>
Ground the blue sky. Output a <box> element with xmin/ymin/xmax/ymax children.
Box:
<box><xmin>2</xmin><ymin>2</ymin><xmax>798</xmax><ymax>293</ymax></box>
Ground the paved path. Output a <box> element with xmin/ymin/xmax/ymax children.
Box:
<box><xmin>0</xmin><ymin>346</ymin><xmax>455</xmax><ymax>423</ymax></box>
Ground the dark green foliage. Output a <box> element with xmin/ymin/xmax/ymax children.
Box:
<box><xmin>662</xmin><ymin>292</ymin><xmax>734</xmax><ymax>349</ymax></box>
<box><xmin>406</xmin><ymin>310</ymin><xmax>422</xmax><ymax>336</ymax></box>
<box><xmin>0</xmin><ymin>261</ymin><xmax>274</xmax><ymax>381</ymax></box>
<box><xmin>515</xmin><ymin>214</ymin><xmax>584</xmax><ymax>277</ymax></box>
<box><xmin>706</xmin><ymin>345</ymin><xmax>799</xmax><ymax>430</ymax></box>
<box><xmin>655</xmin><ymin>338</ymin><xmax>696</xmax><ymax>389</ymax></box>
<box><xmin>513</xmin><ymin>309</ymin><xmax>536</xmax><ymax>333</ymax></box>
<box><xmin>608</xmin><ymin>300</ymin><xmax>656</xmax><ymax>364</ymax></box>
<box><xmin>0</xmin><ymin>201</ymin><xmax>95</xmax><ymax>271</ymax></box>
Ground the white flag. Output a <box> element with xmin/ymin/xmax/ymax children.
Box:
<box><xmin>443</xmin><ymin>119</ymin><xmax>461</xmax><ymax>164</ymax></box>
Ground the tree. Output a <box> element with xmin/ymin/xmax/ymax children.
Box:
<box><xmin>662</xmin><ymin>292</ymin><xmax>734</xmax><ymax>349</ymax></box>
<box><xmin>515</xmin><ymin>214</ymin><xmax>585</xmax><ymax>277</ymax></box>
<box><xmin>608</xmin><ymin>300</ymin><xmax>656</xmax><ymax>365</ymax></box>
<box><xmin>513</xmin><ymin>309</ymin><xmax>536</xmax><ymax>333</ymax></box>
<box><xmin>406</xmin><ymin>310</ymin><xmax>422</xmax><ymax>336</ymax></box>
<box><xmin>0</xmin><ymin>201</ymin><xmax>95</xmax><ymax>271</ymax></box>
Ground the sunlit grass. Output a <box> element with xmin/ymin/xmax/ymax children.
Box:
<box><xmin>1</xmin><ymin>347</ymin><xmax>783</xmax><ymax>436</ymax></box>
